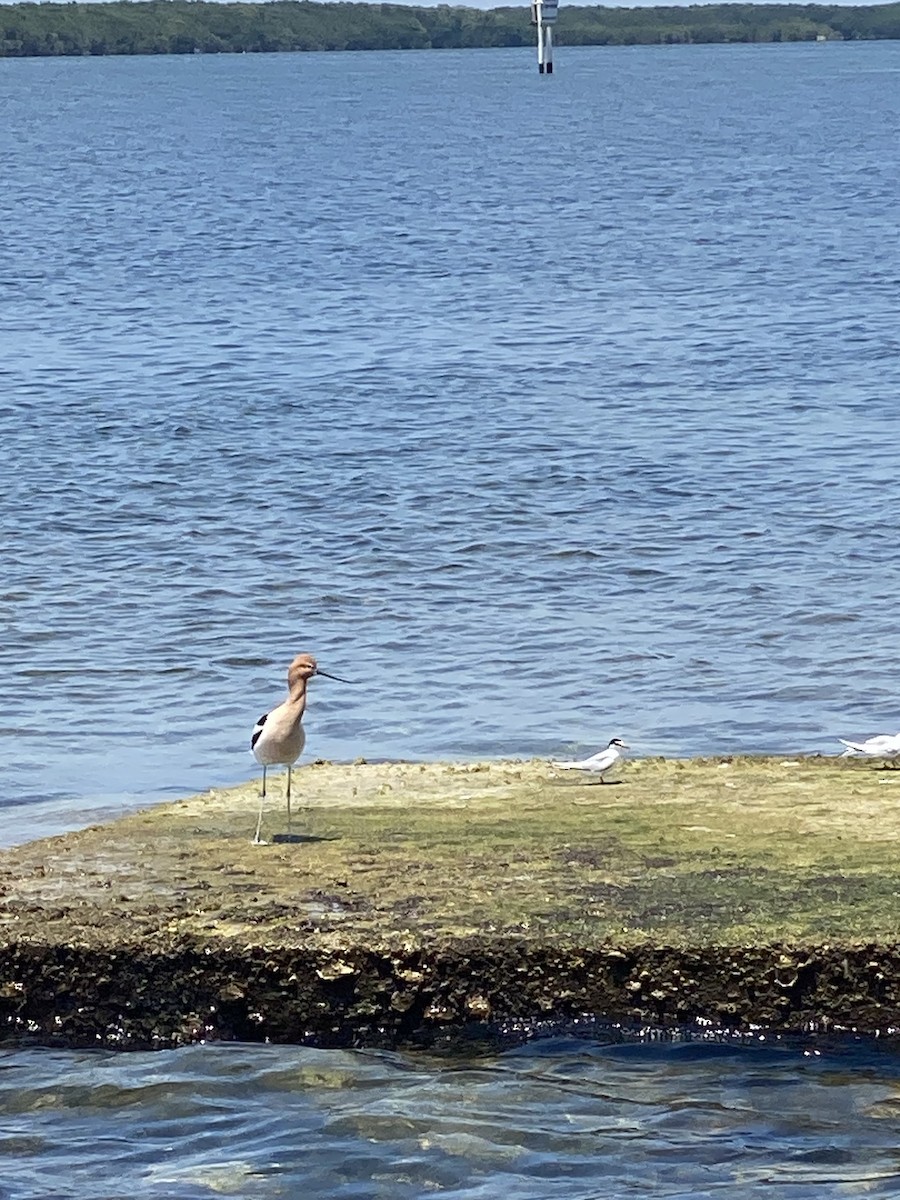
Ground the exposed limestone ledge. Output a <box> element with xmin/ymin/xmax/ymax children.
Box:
<box><xmin>1</xmin><ymin>756</ymin><xmax>899</xmax><ymax>1048</ymax></box>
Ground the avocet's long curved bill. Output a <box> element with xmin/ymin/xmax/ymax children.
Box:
<box><xmin>316</xmin><ymin>668</ymin><xmax>355</xmax><ymax>684</ymax></box>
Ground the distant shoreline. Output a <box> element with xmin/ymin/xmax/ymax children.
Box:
<box><xmin>3</xmin><ymin>1</ymin><xmax>900</xmax><ymax>60</ymax></box>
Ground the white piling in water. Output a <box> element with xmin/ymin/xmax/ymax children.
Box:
<box><xmin>531</xmin><ymin>0</ymin><xmax>558</xmax><ymax>74</ymax></box>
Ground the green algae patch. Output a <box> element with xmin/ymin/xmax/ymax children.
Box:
<box><xmin>1</xmin><ymin>755</ymin><xmax>900</xmax><ymax>1047</ymax></box>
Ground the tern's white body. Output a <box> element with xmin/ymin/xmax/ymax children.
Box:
<box><xmin>838</xmin><ymin>733</ymin><xmax>900</xmax><ymax>758</ymax></box>
<box><xmin>551</xmin><ymin>737</ymin><xmax>629</xmax><ymax>781</ymax></box>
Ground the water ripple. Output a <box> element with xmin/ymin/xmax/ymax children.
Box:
<box><xmin>1</xmin><ymin>1037</ymin><xmax>900</xmax><ymax>1198</ymax></box>
<box><xmin>1</xmin><ymin>43</ymin><xmax>900</xmax><ymax>849</ymax></box>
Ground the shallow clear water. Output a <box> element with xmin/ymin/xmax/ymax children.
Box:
<box><xmin>4</xmin><ymin>40</ymin><xmax>900</xmax><ymax>1195</ymax></box>
<box><xmin>5</xmin><ymin>1035</ymin><xmax>900</xmax><ymax>1199</ymax></box>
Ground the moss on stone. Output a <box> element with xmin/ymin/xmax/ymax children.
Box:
<box><xmin>1</xmin><ymin>755</ymin><xmax>899</xmax><ymax>1046</ymax></box>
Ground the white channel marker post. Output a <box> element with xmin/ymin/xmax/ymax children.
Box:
<box><xmin>531</xmin><ymin>0</ymin><xmax>558</xmax><ymax>73</ymax></box>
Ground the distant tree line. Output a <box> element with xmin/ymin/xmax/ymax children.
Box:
<box><xmin>3</xmin><ymin>0</ymin><xmax>900</xmax><ymax>58</ymax></box>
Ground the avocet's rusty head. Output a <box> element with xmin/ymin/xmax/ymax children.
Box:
<box><xmin>287</xmin><ymin>653</ymin><xmax>318</xmax><ymax>688</ymax></box>
<box><xmin>287</xmin><ymin>653</ymin><xmax>352</xmax><ymax>688</ymax></box>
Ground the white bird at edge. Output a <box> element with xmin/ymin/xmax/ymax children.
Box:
<box><xmin>250</xmin><ymin>652</ymin><xmax>351</xmax><ymax>845</ymax></box>
<box><xmin>838</xmin><ymin>733</ymin><xmax>900</xmax><ymax>758</ymax></box>
<box><xmin>550</xmin><ymin>737</ymin><xmax>629</xmax><ymax>781</ymax></box>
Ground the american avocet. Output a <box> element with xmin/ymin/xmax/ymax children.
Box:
<box><xmin>250</xmin><ymin>653</ymin><xmax>350</xmax><ymax>844</ymax></box>
<box><xmin>550</xmin><ymin>738</ymin><xmax>629</xmax><ymax>781</ymax></box>
<box><xmin>838</xmin><ymin>732</ymin><xmax>900</xmax><ymax>758</ymax></box>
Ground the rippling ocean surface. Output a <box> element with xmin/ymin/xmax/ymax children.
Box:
<box><xmin>7</xmin><ymin>1034</ymin><xmax>900</xmax><ymax>1199</ymax></box>
<box><xmin>5</xmin><ymin>40</ymin><xmax>900</xmax><ymax>842</ymax></box>
<box><xmin>4</xmin><ymin>40</ymin><xmax>900</xmax><ymax>1196</ymax></box>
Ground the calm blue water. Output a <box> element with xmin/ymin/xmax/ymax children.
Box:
<box><xmin>4</xmin><ymin>40</ymin><xmax>900</xmax><ymax>1196</ymax></box>
<box><xmin>4</xmin><ymin>41</ymin><xmax>900</xmax><ymax>841</ymax></box>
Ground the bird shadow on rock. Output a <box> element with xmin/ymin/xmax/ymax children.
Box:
<box><xmin>552</xmin><ymin>779</ymin><xmax>626</xmax><ymax>787</ymax></box>
<box><xmin>272</xmin><ymin>833</ymin><xmax>340</xmax><ymax>844</ymax></box>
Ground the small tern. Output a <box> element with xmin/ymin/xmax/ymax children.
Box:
<box><xmin>551</xmin><ymin>737</ymin><xmax>629</xmax><ymax>782</ymax></box>
<box><xmin>838</xmin><ymin>732</ymin><xmax>900</xmax><ymax>758</ymax></box>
